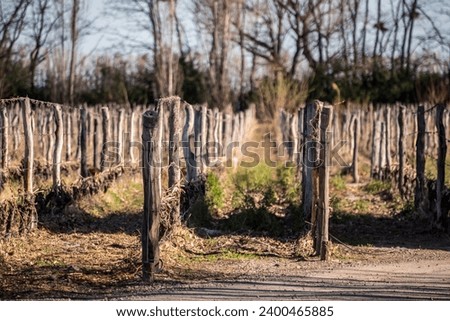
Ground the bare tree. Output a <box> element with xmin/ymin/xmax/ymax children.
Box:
<box><xmin>28</xmin><ymin>0</ymin><xmax>58</xmax><ymax>92</ymax></box>
<box><xmin>0</xmin><ymin>0</ymin><xmax>31</xmax><ymax>96</ymax></box>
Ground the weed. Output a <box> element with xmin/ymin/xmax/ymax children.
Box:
<box><xmin>363</xmin><ymin>180</ymin><xmax>391</xmax><ymax>194</ymax></box>
<box><xmin>331</xmin><ymin>175</ymin><xmax>346</xmax><ymax>191</ymax></box>
<box><xmin>353</xmin><ymin>199</ymin><xmax>369</xmax><ymax>212</ymax></box>
<box><xmin>205</xmin><ymin>172</ymin><xmax>224</xmax><ymax>211</ymax></box>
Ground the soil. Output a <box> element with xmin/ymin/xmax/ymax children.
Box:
<box><xmin>1</xmin><ymin>202</ymin><xmax>449</xmax><ymax>300</ymax></box>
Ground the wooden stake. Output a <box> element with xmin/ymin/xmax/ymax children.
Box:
<box><xmin>53</xmin><ymin>104</ymin><xmax>64</xmax><ymax>189</ymax></box>
<box><xmin>415</xmin><ymin>105</ymin><xmax>426</xmax><ymax>214</ymax></box>
<box><xmin>1</xmin><ymin>105</ymin><xmax>9</xmax><ymax>180</ymax></box>
<box><xmin>434</xmin><ymin>104</ymin><xmax>447</xmax><ymax>231</ymax></box>
<box><xmin>101</xmin><ymin>107</ymin><xmax>110</xmax><ymax>172</ymax></box>
<box><xmin>351</xmin><ymin>111</ymin><xmax>360</xmax><ymax>183</ymax></box>
<box><xmin>80</xmin><ymin>105</ymin><xmax>89</xmax><ymax>178</ymax></box>
<box><xmin>398</xmin><ymin>106</ymin><xmax>405</xmax><ymax>197</ymax></box>
<box><xmin>319</xmin><ymin>106</ymin><xmax>333</xmax><ymax>260</ymax></box>
<box><xmin>142</xmin><ymin>104</ymin><xmax>163</xmax><ymax>282</ymax></box>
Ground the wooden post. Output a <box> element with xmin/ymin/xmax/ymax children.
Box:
<box><xmin>1</xmin><ymin>105</ymin><xmax>9</xmax><ymax>188</ymax></box>
<box><xmin>297</xmin><ymin>108</ymin><xmax>304</xmax><ymax>179</ymax></box>
<box><xmin>46</xmin><ymin>112</ymin><xmax>54</xmax><ymax>164</ymax></box>
<box><xmin>415</xmin><ymin>105</ymin><xmax>426</xmax><ymax>214</ymax></box>
<box><xmin>351</xmin><ymin>111</ymin><xmax>360</xmax><ymax>183</ymax></box>
<box><xmin>22</xmin><ymin>98</ymin><xmax>34</xmax><ymax>194</ymax></box>
<box><xmin>398</xmin><ymin>106</ymin><xmax>405</xmax><ymax>197</ymax></box>
<box><xmin>200</xmin><ymin>105</ymin><xmax>207</xmax><ymax>173</ymax></box>
<box><xmin>378</xmin><ymin>122</ymin><xmax>386</xmax><ymax>180</ymax></box>
<box><xmin>168</xmin><ymin>97</ymin><xmax>181</xmax><ymax>189</ymax></box>
<box><xmin>117</xmin><ymin>108</ymin><xmax>125</xmax><ymax>166</ymax></box>
<box><xmin>93</xmin><ymin>117</ymin><xmax>99</xmax><ymax>171</ymax></box>
<box><xmin>319</xmin><ymin>106</ymin><xmax>333</xmax><ymax>260</ymax></box>
<box><xmin>65</xmin><ymin>111</ymin><xmax>72</xmax><ymax>161</ymax></box>
<box><xmin>384</xmin><ymin>106</ymin><xmax>392</xmax><ymax>168</ymax></box>
<box><xmin>302</xmin><ymin>101</ymin><xmax>322</xmax><ymax>239</ymax></box>
<box><xmin>370</xmin><ymin>114</ymin><xmax>380</xmax><ymax>178</ymax></box>
<box><xmin>142</xmin><ymin>105</ymin><xmax>163</xmax><ymax>282</ymax></box>
<box><xmin>80</xmin><ymin>106</ymin><xmax>89</xmax><ymax>178</ymax></box>
<box><xmin>434</xmin><ymin>104</ymin><xmax>447</xmax><ymax>231</ymax></box>
<box><xmin>129</xmin><ymin>108</ymin><xmax>136</xmax><ymax>165</ymax></box>
<box><xmin>182</xmin><ymin>103</ymin><xmax>196</xmax><ymax>181</ymax></box>
<box><xmin>53</xmin><ymin>104</ymin><xmax>64</xmax><ymax>189</ymax></box>
<box><xmin>101</xmin><ymin>107</ymin><xmax>110</xmax><ymax>172</ymax></box>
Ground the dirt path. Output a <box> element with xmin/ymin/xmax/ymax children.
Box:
<box><xmin>107</xmin><ymin>252</ymin><xmax>450</xmax><ymax>300</ymax></box>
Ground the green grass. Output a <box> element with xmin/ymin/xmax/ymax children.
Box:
<box><xmin>363</xmin><ymin>179</ymin><xmax>391</xmax><ymax>194</ymax></box>
<box><xmin>425</xmin><ymin>155</ymin><xmax>450</xmax><ymax>186</ymax></box>
<box><xmin>330</xmin><ymin>175</ymin><xmax>346</xmax><ymax>191</ymax></box>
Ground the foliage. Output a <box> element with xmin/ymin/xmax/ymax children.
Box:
<box><xmin>205</xmin><ymin>172</ymin><xmax>224</xmax><ymax>211</ymax></box>
<box><xmin>330</xmin><ymin>175</ymin><xmax>346</xmax><ymax>191</ymax></box>
<box><xmin>363</xmin><ymin>180</ymin><xmax>392</xmax><ymax>194</ymax></box>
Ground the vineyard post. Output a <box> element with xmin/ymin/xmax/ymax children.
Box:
<box><xmin>129</xmin><ymin>107</ymin><xmax>136</xmax><ymax>165</ymax></box>
<box><xmin>93</xmin><ymin>117</ymin><xmax>99</xmax><ymax>171</ymax></box>
<box><xmin>398</xmin><ymin>106</ymin><xmax>405</xmax><ymax>197</ymax></box>
<box><xmin>167</xmin><ymin>97</ymin><xmax>181</xmax><ymax>223</ymax></box>
<box><xmin>312</xmin><ymin>102</ymin><xmax>323</xmax><ymax>254</ymax></box>
<box><xmin>22</xmin><ymin>98</ymin><xmax>34</xmax><ymax>195</ymax></box>
<box><xmin>118</xmin><ymin>108</ymin><xmax>125</xmax><ymax>166</ymax></box>
<box><xmin>384</xmin><ymin>106</ymin><xmax>392</xmax><ymax>168</ymax></box>
<box><xmin>370</xmin><ymin>114</ymin><xmax>379</xmax><ymax>178</ymax></box>
<box><xmin>351</xmin><ymin>111</ymin><xmax>360</xmax><ymax>183</ymax></box>
<box><xmin>101</xmin><ymin>107</ymin><xmax>110</xmax><ymax>172</ymax></box>
<box><xmin>46</xmin><ymin>111</ymin><xmax>54</xmax><ymax>164</ymax></box>
<box><xmin>80</xmin><ymin>105</ymin><xmax>89</xmax><ymax>178</ymax></box>
<box><xmin>379</xmin><ymin>122</ymin><xmax>386</xmax><ymax>180</ymax></box>
<box><xmin>302</xmin><ymin>103</ymin><xmax>313</xmax><ymax>223</ymax></box>
<box><xmin>207</xmin><ymin>109</ymin><xmax>215</xmax><ymax>164</ymax></box>
<box><xmin>53</xmin><ymin>104</ymin><xmax>64</xmax><ymax>189</ymax></box>
<box><xmin>319</xmin><ymin>105</ymin><xmax>332</xmax><ymax>260</ymax></box>
<box><xmin>290</xmin><ymin>112</ymin><xmax>298</xmax><ymax>165</ymax></box>
<box><xmin>1</xmin><ymin>105</ymin><xmax>8</xmax><ymax>184</ymax></box>
<box><xmin>434</xmin><ymin>104</ymin><xmax>447</xmax><ymax>231</ymax></box>
<box><xmin>168</xmin><ymin>97</ymin><xmax>181</xmax><ymax>187</ymax></box>
<box><xmin>194</xmin><ymin>107</ymin><xmax>202</xmax><ymax>175</ymax></box>
<box><xmin>182</xmin><ymin>103</ymin><xmax>196</xmax><ymax>181</ymax></box>
<box><xmin>65</xmin><ymin>111</ymin><xmax>72</xmax><ymax>161</ymax></box>
<box><xmin>142</xmin><ymin>105</ymin><xmax>163</xmax><ymax>282</ymax></box>
<box><xmin>200</xmin><ymin>105</ymin><xmax>207</xmax><ymax>172</ymax></box>
<box><xmin>297</xmin><ymin>107</ymin><xmax>304</xmax><ymax>180</ymax></box>
<box><xmin>415</xmin><ymin>105</ymin><xmax>426</xmax><ymax>215</ymax></box>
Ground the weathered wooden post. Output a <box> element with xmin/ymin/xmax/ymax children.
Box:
<box><xmin>118</xmin><ymin>108</ymin><xmax>125</xmax><ymax>166</ymax></box>
<box><xmin>129</xmin><ymin>107</ymin><xmax>137</xmax><ymax>165</ymax></box>
<box><xmin>378</xmin><ymin>122</ymin><xmax>386</xmax><ymax>180</ymax></box>
<box><xmin>0</xmin><ymin>105</ymin><xmax>8</xmax><ymax>188</ymax></box>
<box><xmin>182</xmin><ymin>103</ymin><xmax>196</xmax><ymax>181</ymax></box>
<box><xmin>142</xmin><ymin>104</ymin><xmax>163</xmax><ymax>282</ymax></box>
<box><xmin>46</xmin><ymin>111</ymin><xmax>54</xmax><ymax>164</ymax></box>
<box><xmin>384</xmin><ymin>106</ymin><xmax>392</xmax><ymax>168</ymax></box>
<box><xmin>93</xmin><ymin>117</ymin><xmax>99</xmax><ymax>171</ymax></box>
<box><xmin>65</xmin><ymin>110</ymin><xmax>72</xmax><ymax>161</ymax></box>
<box><xmin>434</xmin><ymin>104</ymin><xmax>447</xmax><ymax>231</ymax></box>
<box><xmin>415</xmin><ymin>105</ymin><xmax>426</xmax><ymax>215</ymax></box>
<box><xmin>168</xmin><ymin>97</ymin><xmax>181</xmax><ymax>187</ymax></box>
<box><xmin>302</xmin><ymin>101</ymin><xmax>322</xmax><ymax>245</ymax></box>
<box><xmin>53</xmin><ymin>104</ymin><xmax>64</xmax><ymax>189</ymax></box>
<box><xmin>397</xmin><ymin>106</ymin><xmax>405</xmax><ymax>197</ymax></box>
<box><xmin>166</xmin><ymin>97</ymin><xmax>182</xmax><ymax>224</ymax></box>
<box><xmin>80</xmin><ymin>105</ymin><xmax>89</xmax><ymax>178</ymax></box>
<box><xmin>101</xmin><ymin>107</ymin><xmax>110</xmax><ymax>172</ymax></box>
<box><xmin>350</xmin><ymin>111</ymin><xmax>360</xmax><ymax>183</ymax></box>
<box><xmin>319</xmin><ymin>105</ymin><xmax>333</xmax><ymax>260</ymax></box>
<box><xmin>22</xmin><ymin>98</ymin><xmax>34</xmax><ymax>194</ymax></box>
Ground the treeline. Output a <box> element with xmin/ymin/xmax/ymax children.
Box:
<box><xmin>1</xmin><ymin>0</ymin><xmax>449</xmax><ymax>110</ymax></box>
